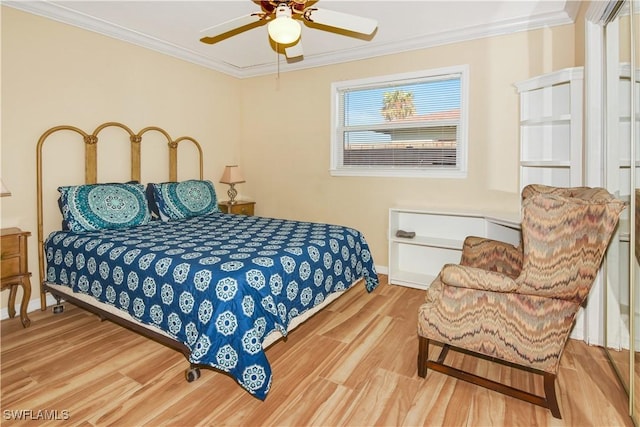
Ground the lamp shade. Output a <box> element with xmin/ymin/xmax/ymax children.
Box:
<box><xmin>1</xmin><ymin>179</ymin><xmax>11</xmax><ymax>197</ymax></box>
<box><xmin>219</xmin><ymin>165</ymin><xmax>245</xmax><ymax>185</ymax></box>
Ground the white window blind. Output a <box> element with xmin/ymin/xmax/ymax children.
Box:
<box><xmin>331</xmin><ymin>66</ymin><xmax>468</xmax><ymax>178</ymax></box>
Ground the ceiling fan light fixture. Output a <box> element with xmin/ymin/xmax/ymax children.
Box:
<box><xmin>268</xmin><ymin>16</ymin><xmax>301</xmax><ymax>45</ymax></box>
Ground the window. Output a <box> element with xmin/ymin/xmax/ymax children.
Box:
<box><xmin>331</xmin><ymin>65</ymin><xmax>469</xmax><ymax>178</ymax></box>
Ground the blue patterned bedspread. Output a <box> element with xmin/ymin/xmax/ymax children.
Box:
<box><xmin>45</xmin><ymin>213</ymin><xmax>378</xmax><ymax>399</ymax></box>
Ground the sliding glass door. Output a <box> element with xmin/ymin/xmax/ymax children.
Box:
<box><xmin>600</xmin><ymin>1</ymin><xmax>640</xmax><ymax>422</ymax></box>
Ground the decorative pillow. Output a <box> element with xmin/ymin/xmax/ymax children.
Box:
<box><xmin>58</xmin><ymin>183</ymin><xmax>151</xmax><ymax>232</ymax></box>
<box><xmin>58</xmin><ymin>181</ymin><xmax>141</xmax><ymax>230</ymax></box>
<box><xmin>148</xmin><ymin>180</ymin><xmax>219</xmax><ymax>221</ymax></box>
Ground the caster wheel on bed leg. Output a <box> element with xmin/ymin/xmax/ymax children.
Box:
<box><xmin>186</xmin><ymin>367</ymin><xmax>201</xmax><ymax>382</ymax></box>
<box><xmin>52</xmin><ymin>304</ymin><xmax>64</xmax><ymax>314</ymax></box>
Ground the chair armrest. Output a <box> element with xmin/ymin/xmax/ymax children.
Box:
<box><xmin>460</xmin><ymin>236</ymin><xmax>523</xmax><ymax>279</ymax></box>
<box><xmin>441</xmin><ymin>264</ymin><xmax>519</xmax><ymax>293</ymax></box>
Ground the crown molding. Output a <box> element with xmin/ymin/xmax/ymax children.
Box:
<box><xmin>239</xmin><ymin>4</ymin><xmax>576</xmax><ymax>78</ymax></box>
<box><xmin>4</xmin><ymin>1</ymin><xmax>576</xmax><ymax>79</ymax></box>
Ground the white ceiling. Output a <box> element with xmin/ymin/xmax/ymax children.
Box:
<box><xmin>5</xmin><ymin>1</ymin><xmax>580</xmax><ymax>78</ymax></box>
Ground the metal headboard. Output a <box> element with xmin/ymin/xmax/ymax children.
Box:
<box><xmin>36</xmin><ymin>122</ymin><xmax>203</xmax><ymax>310</ymax></box>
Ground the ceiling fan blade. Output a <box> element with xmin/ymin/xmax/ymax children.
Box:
<box><xmin>285</xmin><ymin>40</ymin><xmax>304</xmax><ymax>58</ymax></box>
<box><xmin>200</xmin><ymin>14</ymin><xmax>265</xmax><ymax>42</ymax></box>
<box><xmin>302</xmin><ymin>8</ymin><xmax>377</xmax><ymax>35</ymax></box>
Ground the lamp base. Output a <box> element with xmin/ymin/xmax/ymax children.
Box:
<box><xmin>227</xmin><ymin>184</ymin><xmax>238</xmax><ymax>204</ymax></box>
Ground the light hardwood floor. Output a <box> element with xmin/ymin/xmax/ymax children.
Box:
<box><xmin>1</xmin><ymin>275</ymin><xmax>633</xmax><ymax>426</ymax></box>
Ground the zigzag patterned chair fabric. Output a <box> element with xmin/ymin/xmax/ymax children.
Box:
<box><xmin>417</xmin><ymin>184</ymin><xmax>625</xmax><ymax>418</ymax></box>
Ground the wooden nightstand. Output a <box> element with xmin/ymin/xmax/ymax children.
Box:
<box><xmin>218</xmin><ymin>201</ymin><xmax>255</xmax><ymax>216</ymax></box>
<box><xmin>1</xmin><ymin>228</ymin><xmax>32</xmax><ymax>327</ymax></box>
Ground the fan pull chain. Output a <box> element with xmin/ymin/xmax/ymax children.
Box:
<box><xmin>275</xmin><ymin>43</ymin><xmax>281</xmax><ymax>88</ymax></box>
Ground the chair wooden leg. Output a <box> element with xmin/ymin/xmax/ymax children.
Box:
<box><xmin>417</xmin><ymin>341</ymin><xmax>563</xmax><ymax>419</ymax></box>
<box><xmin>436</xmin><ymin>344</ymin><xmax>450</xmax><ymax>363</ymax></box>
<box><xmin>417</xmin><ymin>336</ymin><xmax>429</xmax><ymax>378</ymax></box>
<box><xmin>544</xmin><ymin>372</ymin><xmax>561</xmax><ymax>419</ymax></box>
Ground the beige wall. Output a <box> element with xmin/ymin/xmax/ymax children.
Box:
<box><xmin>574</xmin><ymin>0</ymin><xmax>588</xmax><ymax>67</ymax></box>
<box><xmin>240</xmin><ymin>23</ymin><xmax>578</xmax><ymax>269</ymax></box>
<box><xmin>1</xmin><ymin>7</ymin><xmax>242</xmax><ymax>309</ymax></box>
<box><xmin>1</xmin><ymin>5</ymin><xmax>580</xmax><ymax>314</ymax></box>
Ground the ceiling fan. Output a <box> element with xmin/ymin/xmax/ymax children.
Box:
<box><xmin>200</xmin><ymin>0</ymin><xmax>378</xmax><ymax>59</ymax></box>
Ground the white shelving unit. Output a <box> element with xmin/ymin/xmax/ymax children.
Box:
<box><xmin>612</xmin><ymin>64</ymin><xmax>640</xmax><ymax>204</ymax></box>
<box><xmin>514</xmin><ymin>67</ymin><xmax>584</xmax><ymax>193</ymax></box>
<box><xmin>388</xmin><ymin>208</ymin><xmax>521</xmax><ymax>289</ymax></box>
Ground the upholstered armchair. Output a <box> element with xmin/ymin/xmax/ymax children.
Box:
<box><xmin>417</xmin><ymin>184</ymin><xmax>625</xmax><ymax>418</ymax></box>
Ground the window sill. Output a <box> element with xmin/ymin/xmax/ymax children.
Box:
<box><xmin>329</xmin><ymin>168</ymin><xmax>467</xmax><ymax>179</ymax></box>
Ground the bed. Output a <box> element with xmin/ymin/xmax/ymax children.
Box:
<box><xmin>36</xmin><ymin>122</ymin><xmax>379</xmax><ymax>400</ymax></box>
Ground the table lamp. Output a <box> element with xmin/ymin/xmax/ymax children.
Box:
<box><xmin>219</xmin><ymin>165</ymin><xmax>245</xmax><ymax>204</ymax></box>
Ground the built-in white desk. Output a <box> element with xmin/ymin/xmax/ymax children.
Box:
<box><xmin>388</xmin><ymin>208</ymin><xmax>521</xmax><ymax>289</ymax></box>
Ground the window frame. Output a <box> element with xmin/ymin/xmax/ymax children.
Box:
<box><xmin>330</xmin><ymin>65</ymin><xmax>469</xmax><ymax>178</ymax></box>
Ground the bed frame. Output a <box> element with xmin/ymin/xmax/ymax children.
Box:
<box><xmin>35</xmin><ymin>121</ymin><xmax>355</xmax><ymax>382</ymax></box>
<box><xmin>36</xmin><ymin>122</ymin><xmax>207</xmax><ymax>379</ymax></box>
<box><xmin>36</xmin><ymin>122</ymin><xmax>203</xmax><ymax>309</ymax></box>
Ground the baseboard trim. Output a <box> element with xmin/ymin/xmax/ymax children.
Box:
<box><xmin>375</xmin><ymin>264</ymin><xmax>388</xmax><ymax>275</ymax></box>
